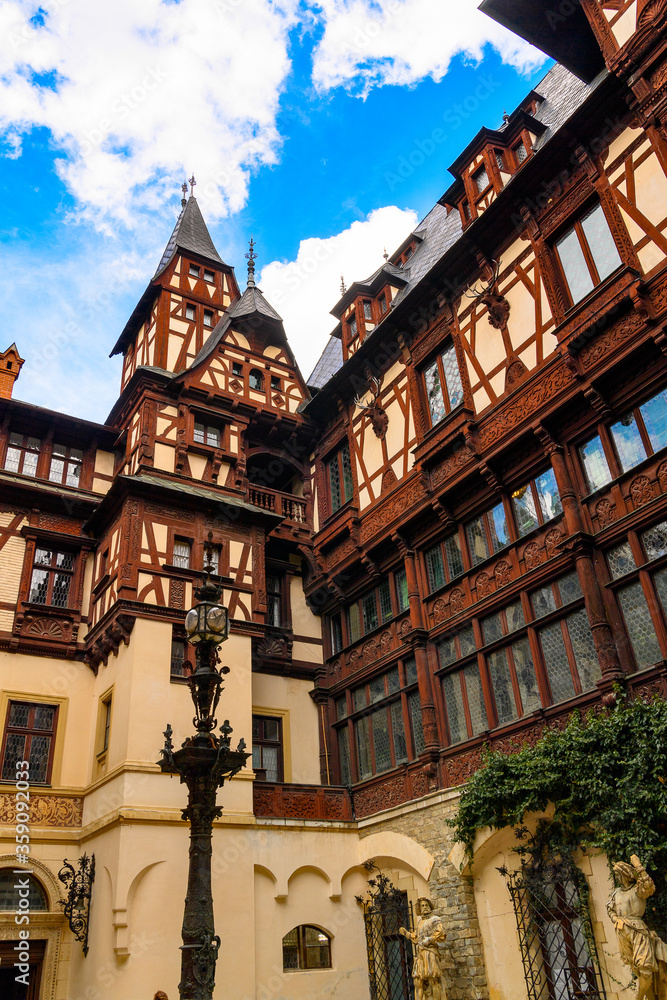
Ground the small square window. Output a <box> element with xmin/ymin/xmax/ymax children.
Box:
<box><xmin>203</xmin><ymin>310</ymin><xmax>214</xmax><ymax>328</ymax></box>
<box><xmin>363</xmin><ymin>301</ymin><xmax>372</xmax><ymax>321</ymax></box>
<box><xmin>189</xmin><ymin>264</ymin><xmax>200</xmax><ymax>278</ymax></box>
<box><xmin>271</xmin><ymin>375</ymin><xmax>282</xmax><ymax>391</ymax></box>
<box><xmin>173</xmin><ymin>540</ymin><xmax>191</xmax><ymax>569</ymax></box>
<box><xmin>204</xmin><ymin>269</ymin><xmax>215</xmax><ymax>282</ymax></box>
<box><xmin>185</xmin><ymin>304</ymin><xmax>196</xmax><ymax>321</ymax></box>
<box><xmin>232</xmin><ymin>362</ymin><xmax>243</xmax><ymax>376</ymax></box>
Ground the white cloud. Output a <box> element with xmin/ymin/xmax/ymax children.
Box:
<box><xmin>0</xmin><ymin>0</ymin><xmax>300</xmax><ymax>226</ymax></box>
<box><xmin>259</xmin><ymin>205</ymin><xmax>419</xmax><ymax>379</ymax></box>
<box><xmin>311</xmin><ymin>0</ymin><xmax>545</xmax><ymax>95</ymax></box>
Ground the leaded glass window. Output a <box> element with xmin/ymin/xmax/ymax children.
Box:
<box><xmin>49</xmin><ymin>444</ymin><xmax>83</xmax><ymax>487</ymax></box>
<box><xmin>579</xmin><ymin>435</ymin><xmax>612</xmax><ymax>493</ymax></box>
<box><xmin>1</xmin><ymin>702</ymin><xmax>57</xmax><ymax>784</ymax></box>
<box><xmin>425</xmin><ymin>533</ymin><xmax>463</xmax><ymax>592</ymax></box>
<box><xmin>607</xmin><ymin>541</ymin><xmax>636</xmax><ymax>580</ymax></box>
<box><xmin>423</xmin><ymin>344</ymin><xmax>463</xmax><ymax>427</ymax></box>
<box><xmin>252</xmin><ymin>715</ymin><xmax>283</xmax><ymax>782</ymax></box>
<box><xmin>617</xmin><ymin>582</ymin><xmax>662</xmax><ymax>669</ymax></box>
<box><xmin>29</xmin><ymin>548</ymin><xmax>75</xmax><ymax>608</ymax></box>
<box><xmin>4</xmin><ymin>432</ymin><xmax>41</xmax><ymax>477</ymax></box>
<box><xmin>327</xmin><ymin>441</ymin><xmax>354</xmax><ymax>512</ymax></box>
<box><xmin>642</xmin><ymin>521</ymin><xmax>667</xmax><ymax>562</ymax></box>
<box><xmin>512</xmin><ymin>469</ymin><xmax>562</xmax><ymax>537</ymax></box>
<box><xmin>555</xmin><ymin>202</ymin><xmax>621</xmax><ymax>305</ymax></box>
<box><xmin>466</xmin><ymin>502</ymin><xmax>509</xmax><ymax>566</ymax></box>
<box><xmin>610</xmin><ymin>412</ymin><xmax>647</xmax><ymax>472</ymax></box>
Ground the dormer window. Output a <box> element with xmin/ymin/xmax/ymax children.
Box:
<box><xmin>185</xmin><ymin>304</ymin><xmax>196</xmax><ymax>321</ymax></box>
<box><xmin>204</xmin><ymin>269</ymin><xmax>215</xmax><ymax>282</ymax></box>
<box><xmin>249</xmin><ymin>369</ymin><xmax>264</xmax><ymax>391</ymax></box>
<box><xmin>189</xmin><ymin>264</ymin><xmax>200</xmax><ymax>278</ymax></box>
<box><xmin>494</xmin><ymin>150</ymin><xmax>505</xmax><ymax>171</ymax></box>
<box><xmin>514</xmin><ymin>139</ymin><xmax>528</xmax><ymax>163</ymax></box>
<box><xmin>378</xmin><ymin>292</ymin><xmax>388</xmax><ymax>315</ymax></box>
<box><xmin>473</xmin><ymin>164</ymin><xmax>490</xmax><ymax>193</ymax></box>
<box><xmin>348</xmin><ymin>315</ymin><xmax>357</xmax><ymax>339</ymax></box>
<box><xmin>363</xmin><ymin>301</ymin><xmax>372</xmax><ymax>322</ymax></box>
<box><xmin>194</xmin><ymin>421</ymin><xmax>220</xmax><ymax>448</ymax></box>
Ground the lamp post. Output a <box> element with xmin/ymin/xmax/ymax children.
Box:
<box><xmin>158</xmin><ymin>534</ymin><xmax>250</xmax><ymax>1000</ymax></box>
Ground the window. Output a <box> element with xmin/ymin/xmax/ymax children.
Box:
<box><xmin>249</xmin><ymin>369</ymin><xmax>264</xmax><ymax>391</ymax></box>
<box><xmin>204</xmin><ymin>269</ymin><xmax>215</xmax><ymax>282</ymax></box>
<box><xmin>347</xmin><ymin>578</ymin><xmax>393</xmax><ymax>642</ymax></box>
<box><xmin>189</xmin><ymin>264</ymin><xmax>200</xmax><ymax>277</ymax></box>
<box><xmin>347</xmin><ymin>664</ymin><xmax>418</xmax><ymax>780</ymax></box>
<box><xmin>232</xmin><ymin>362</ymin><xmax>243</xmax><ymax>376</ymax></box>
<box><xmin>555</xmin><ymin>202</ymin><xmax>621</xmax><ymax>305</ymax></box>
<box><xmin>49</xmin><ymin>444</ymin><xmax>83</xmax><ymax>487</ymax></box>
<box><xmin>270</xmin><ymin>375</ymin><xmax>282</xmax><ymax>391</ymax></box>
<box><xmin>363</xmin><ymin>300</ymin><xmax>372</xmax><ymax>321</ymax></box>
<box><xmin>378</xmin><ymin>291</ymin><xmax>388</xmax><ymax>315</ymax></box>
<box><xmin>423</xmin><ymin>344</ymin><xmax>464</xmax><ymax>426</ymax></box>
<box><xmin>206</xmin><ymin>545</ymin><xmax>221</xmax><ymax>575</ymax></box>
<box><xmin>1</xmin><ymin>702</ymin><xmax>57</xmax><ymax>784</ymax></box>
<box><xmin>203</xmin><ymin>310</ymin><xmax>214</xmax><ymax>328</ymax></box>
<box><xmin>193</xmin><ymin>421</ymin><xmax>220</xmax><ymax>447</ymax></box>
<box><xmin>609</xmin><ymin>387</ymin><xmax>667</xmax><ymax>473</ymax></box>
<box><xmin>514</xmin><ymin>139</ymin><xmax>528</xmax><ymax>163</ymax></box>
<box><xmin>29</xmin><ymin>548</ymin><xmax>75</xmax><ymax>607</ymax></box>
<box><xmin>283</xmin><ymin>926</ymin><xmax>331</xmax><ymax>971</ymax></box>
<box><xmin>616</xmin><ymin>581</ymin><xmax>662</xmax><ymax>669</ymax></box>
<box><xmin>533</xmin><ymin>573</ymin><xmax>600</xmax><ymax>700</ymax></box>
<box><xmin>466</xmin><ymin>502</ymin><xmax>509</xmax><ymax>566</ymax></box>
<box><xmin>425</xmin><ymin>534</ymin><xmax>464</xmax><ymax>591</ymax></box>
<box><xmin>4</xmin><ymin>432</ymin><xmax>41</xmax><ymax>477</ymax></box>
<box><xmin>327</xmin><ymin>441</ymin><xmax>353</xmax><ymax>513</ymax></box>
<box><xmin>438</xmin><ymin>627</ymin><xmax>487</xmax><ymax>744</ymax></box>
<box><xmin>395</xmin><ymin>567</ymin><xmax>409</xmax><ymax>612</ymax></box>
<box><xmin>252</xmin><ymin>715</ymin><xmax>283</xmax><ymax>782</ymax></box>
<box><xmin>348</xmin><ymin>314</ymin><xmax>357</xmax><ymax>339</ymax></box>
<box><xmin>185</xmin><ymin>304</ymin><xmax>196</xmax><ymax>321</ymax></box>
<box><xmin>98</xmin><ymin>696</ymin><xmax>112</xmax><ymax>755</ymax></box>
<box><xmin>170</xmin><ymin>638</ymin><xmax>191</xmax><ymax>679</ymax></box>
<box><xmin>511</xmin><ymin>469</ymin><xmax>562</xmax><ymax>537</ymax></box>
<box><xmin>579</xmin><ymin>435</ymin><xmax>612</xmax><ymax>493</ymax></box>
<box><xmin>473</xmin><ymin>164</ymin><xmax>490</xmax><ymax>192</ymax></box>
<box><xmin>494</xmin><ymin>149</ymin><xmax>505</xmax><ymax>172</ymax></box>
<box><xmin>173</xmin><ymin>539</ymin><xmax>191</xmax><ymax>569</ymax></box>
<box><xmin>329</xmin><ymin>612</ymin><xmax>343</xmax><ymax>654</ymax></box>
<box><xmin>266</xmin><ymin>574</ymin><xmax>283</xmax><ymax>627</ymax></box>
<box><xmin>0</xmin><ymin>870</ymin><xmax>48</xmax><ymax>911</ymax></box>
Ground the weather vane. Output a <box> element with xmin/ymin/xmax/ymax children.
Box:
<box><xmin>189</xmin><ymin>174</ymin><xmax>196</xmax><ymax>197</ymax></box>
<box><xmin>245</xmin><ymin>237</ymin><xmax>257</xmax><ymax>287</ymax></box>
<box><xmin>340</xmin><ymin>275</ymin><xmax>347</xmax><ymax>296</ymax></box>
<box><xmin>181</xmin><ymin>181</ymin><xmax>188</xmax><ymax>207</ymax></box>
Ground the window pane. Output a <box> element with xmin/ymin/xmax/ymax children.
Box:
<box><xmin>391</xmin><ymin>701</ymin><xmax>408</xmax><ymax>763</ymax></box>
<box><xmin>396</xmin><ymin>568</ymin><xmax>409</xmax><ymax>611</ymax></box>
<box><xmin>193</xmin><ymin>422</ymin><xmax>205</xmax><ymax>443</ymax></box>
<box><xmin>29</xmin><ymin>568</ymin><xmax>49</xmax><ymax>604</ymax></box>
<box><xmin>445</xmin><ymin>534</ymin><xmax>464</xmax><ymax>579</ymax></box>
<box><xmin>378</xmin><ymin>578</ymin><xmax>392</xmax><ymax>622</ymax></box>
<box><xmin>171</xmin><ymin>640</ymin><xmax>187</xmax><ymax>677</ymax></box>
<box><xmin>506</xmin><ymin>600</ymin><xmax>526</xmax><ymax>632</ymax></box>
<box><xmin>556</xmin><ymin>228</ymin><xmax>595</xmax><ymax>304</ymax></box>
<box><xmin>335</xmin><ymin>696</ymin><xmax>347</xmax><ymax>721</ymax></box>
<box><xmin>459</xmin><ymin>625</ymin><xmax>476</xmax><ymax>657</ymax></box>
<box><xmin>642</xmin><ymin>521</ymin><xmax>667</xmax><ymax>561</ymax></box>
<box><xmin>539</xmin><ymin>622</ymin><xmax>577</xmax><ymax>702</ymax></box>
<box><xmin>482</xmin><ymin>612</ymin><xmax>503</xmax><ymax>645</ymax></box>
<box><xmin>405</xmin><ymin>657</ymin><xmax>417</xmax><ymax>686</ymax></box>
<box><xmin>353</xmin><ymin>686</ymin><xmax>366</xmax><ymax>712</ymax></box>
<box><xmin>338</xmin><ymin>727</ymin><xmax>351</xmax><ymax>785</ymax></box>
<box><xmin>534</xmin><ymin>468</ymin><xmax>562</xmax><ymax>523</ymax></box>
<box><xmin>581</xmin><ymin>203</ymin><xmax>621</xmax><ymax>283</ymax></box>
<box><xmin>372</xmin><ymin>708</ymin><xmax>392</xmax><ymax>772</ymax></box>
<box><xmin>580</xmin><ymin>435</ymin><xmax>612</xmax><ymax>492</ymax></box>
<box><xmin>49</xmin><ymin>457</ymin><xmax>65</xmax><ymax>483</ymax></box>
<box><xmin>512</xmin><ymin>638</ymin><xmax>541</xmax><ymax>713</ymax></box>
<box><xmin>607</xmin><ymin>542</ymin><xmax>636</xmax><ymax>580</ymax></box>
<box><xmin>282</xmin><ymin>929</ymin><xmax>299</xmax><ymax>970</ymax></box>
<box><xmin>173</xmin><ymin>541</ymin><xmax>190</xmax><ymax>568</ymax></box>
<box><xmin>206</xmin><ymin>426</ymin><xmax>219</xmax><ymax>447</ymax></box>
<box><xmin>466</xmin><ymin>515</ymin><xmax>489</xmax><ymax>566</ymax></box>
<box><xmin>386</xmin><ymin>667</ymin><xmax>400</xmax><ymax>694</ymax></box>
<box><xmin>328</xmin><ymin>454</ymin><xmax>342</xmax><ymax>510</ymax></box>
<box><xmin>640</xmin><ymin>389</ymin><xmax>667</xmax><ymax>454</ymax></box>
<box><xmin>532</xmin><ymin>584</ymin><xmax>557</xmax><ymax>618</ymax></box>
<box><xmin>29</xmin><ymin>734</ymin><xmax>51</xmax><ymax>783</ymax></box>
<box><xmin>23</xmin><ymin>450</ymin><xmax>38</xmax><ymax>477</ymax></box>
<box><xmin>488</xmin><ymin>648</ymin><xmax>518</xmax><ymax>725</ymax></box>
<box><xmin>57</xmin><ymin>552</ymin><xmax>74</xmax><ymax>570</ymax></box>
<box><xmin>65</xmin><ymin>462</ymin><xmax>81</xmax><ymax>487</ymax></box>
<box><xmin>653</xmin><ymin>566</ymin><xmax>667</xmax><ymax>617</ymax></box>
<box><xmin>408</xmin><ymin>690</ymin><xmax>425</xmax><ymax>755</ymax></box>
<box><xmin>2</xmin><ymin>732</ymin><xmax>27</xmax><ymax>780</ymax></box>
<box><xmin>34</xmin><ymin>706</ymin><xmax>55</xmax><ymax>730</ymax></box>
<box><xmin>488</xmin><ymin>502</ymin><xmax>510</xmax><ymax>551</ymax></box>
<box><xmin>512</xmin><ymin>484</ymin><xmax>540</xmax><ymax>536</ymax></box>
<box><xmin>617</xmin><ymin>582</ymin><xmax>662</xmax><ymax>669</ymax></box>
<box><xmin>437</xmin><ymin>636</ymin><xmax>457</xmax><ymax>668</ymax></box>
<box><xmin>369</xmin><ymin>676</ymin><xmax>384</xmax><ymax>703</ymax></box>
<box><xmin>424</xmin><ymin>359</ymin><xmax>446</xmax><ymax>425</ymax></box>
<box><xmin>557</xmin><ymin>571</ymin><xmax>582</xmax><ymax>606</ymax></box>
<box><xmin>330</xmin><ymin>614</ymin><xmax>343</xmax><ymax>653</ymax></box>
<box><xmin>52</xmin><ymin>573</ymin><xmax>71</xmax><ymax>608</ymax></box>
<box><xmin>611</xmin><ymin>412</ymin><xmax>648</xmax><ymax>472</ymax></box>
<box><xmin>442</xmin><ymin>673</ymin><xmax>467</xmax><ymax>745</ymax></box>
<box><xmin>355</xmin><ymin>716</ymin><xmax>372</xmax><ymax>780</ymax></box>
<box><xmin>341</xmin><ymin>444</ymin><xmax>353</xmax><ymax>504</ymax></box>
<box><xmin>464</xmin><ymin>664</ymin><xmax>488</xmax><ymax>735</ymax></box>
<box><xmin>348</xmin><ymin>604</ymin><xmax>361</xmax><ymax>643</ymax></box>
<box><xmin>474</xmin><ymin>164</ymin><xmax>489</xmax><ymax>192</ymax></box>
<box><xmin>4</xmin><ymin>446</ymin><xmax>21</xmax><ymax>472</ymax></box>
<box><xmin>362</xmin><ymin>592</ymin><xmax>379</xmax><ymax>634</ymax></box>
<box><xmin>565</xmin><ymin>609</ymin><xmax>601</xmax><ymax>691</ymax></box>
<box><xmin>262</xmin><ymin>746</ymin><xmax>280</xmax><ymax>782</ymax></box>
<box><xmin>426</xmin><ymin>545</ymin><xmax>445</xmax><ymax>591</ymax></box>
<box><xmin>441</xmin><ymin>344</ymin><xmax>463</xmax><ymax>410</ymax></box>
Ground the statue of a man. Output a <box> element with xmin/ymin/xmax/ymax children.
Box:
<box><xmin>399</xmin><ymin>897</ymin><xmax>447</xmax><ymax>1000</ymax></box>
<box><xmin>607</xmin><ymin>854</ymin><xmax>667</xmax><ymax>1000</ymax></box>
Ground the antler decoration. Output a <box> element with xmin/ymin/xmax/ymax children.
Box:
<box><xmin>354</xmin><ymin>376</ymin><xmax>388</xmax><ymax>439</ymax></box>
<box><xmin>464</xmin><ymin>259</ymin><xmax>510</xmax><ymax>330</ymax></box>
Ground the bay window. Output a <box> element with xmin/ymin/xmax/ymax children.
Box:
<box><xmin>466</xmin><ymin>502</ymin><xmax>509</xmax><ymax>566</ymax></box>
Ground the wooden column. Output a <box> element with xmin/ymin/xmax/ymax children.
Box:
<box><xmin>536</xmin><ymin>425</ymin><xmax>623</xmax><ymax>681</ymax></box>
<box><xmin>398</xmin><ymin>537</ymin><xmax>439</xmax><ymax>751</ymax></box>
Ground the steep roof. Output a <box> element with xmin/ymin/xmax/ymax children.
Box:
<box><xmin>188</xmin><ymin>282</ymin><xmax>283</xmax><ymax>371</ymax></box>
<box><xmin>153</xmin><ymin>196</ymin><xmax>224</xmax><ymax>278</ymax></box>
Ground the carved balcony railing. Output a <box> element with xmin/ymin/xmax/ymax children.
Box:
<box><xmin>253</xmin><ymin>782</ymin><xmax>354</xmax><ymax>821</ymax></box>
<box><xmin>248</xmin><ymin>486</ymin><xmax>308</xmax><ymax>524</ymax></box>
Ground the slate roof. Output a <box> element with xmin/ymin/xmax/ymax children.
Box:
<box><xmin>154</xmin><ymin>196</ymin><xmax>224</xmax><ymax>278</ymax></box>
<box><xmin>130</xmin><ymin>473</ymin><xmax>281</xmax><ymax>518</ymax></box>
<box><xmin>188</xmin><ymin>283</ymin><xmax>283</xmax><ymax>372</ymax></box>
<box><xmin>305</xmin><ymin>62</ymin><xmax>605</xmax><ymax>391</ymax></box>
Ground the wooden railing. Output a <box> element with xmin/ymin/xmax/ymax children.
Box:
<box><xmin>248</xmin><ymin>486</ymin><xmax>308</xmax><ymax>524</ymax></box>
<box><xmin>253</xmin><ymin>782</ymin><xmax>353</xmax><ymax>821</ymax></box>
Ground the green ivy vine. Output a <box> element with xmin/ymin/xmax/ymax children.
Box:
<box><xmin>451</xmin><ymin>694</ymin><xmax>667</xmax><ymax>933</ymax></box>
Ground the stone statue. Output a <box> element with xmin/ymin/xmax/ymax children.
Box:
<box><xmin>399</xmin><ymin>897</ymin><xmax>447</xmax><ymax>1000</ymax></box>
<box><xmin>607</xmin><ymin>854</ymin><xmax>667</xmax><ymax>1000</ymax></box>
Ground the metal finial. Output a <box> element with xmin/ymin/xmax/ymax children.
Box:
<box><xmin>181</xmin><ymin>181</ymin><xmax>188</xmax><ymax>207</ymax></box>
<box><xmin>340</xmin><ymin>274</ymin><xmax>347</xmax><ymax>296</ymax></box>
<box><xmin>245</xmin><ymin>238</ymin><xmax>257</xmax><ymax>288</ymax></box>
<box><xmin>382</xmin><ymin>247</ymin><xmax>389</xmax><ymax>262</ymax></box>
<box><xmin>189</xmin><ymin>174</ymin><xmax>196</xmax><ymax>197</ymax></box>
<box><xmin>502</xmin><ymin>110</ymin><xmax>510</xmax><ymax>125</ymax></box>
<box><xmin>202</xmin><ymin>531</ymin><xmax>215</xmax><ymax>582</ymax></box>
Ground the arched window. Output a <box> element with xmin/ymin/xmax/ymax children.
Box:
<box><xmin>282</xmin><ymin>925</ymin><xmax>331</xmax><ymax>971</ymax></box>
<box><xmin>249</xmin><ymin>369</ymin><xmax>264</xmax><ymax>391</ymax></box>
<box><xmin>0</xmin><ymin>870</ymin><xmax>48</xmax><ymax>911</ymax></box>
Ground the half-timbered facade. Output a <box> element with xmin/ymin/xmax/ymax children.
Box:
<box><xmin>2</xmin><ymin>2</ymin><xmax>667</xmax><ymax>998</ymax></box>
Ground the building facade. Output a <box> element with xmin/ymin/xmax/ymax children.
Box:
<box><xmin>2</xmin><ymin>1</ymin><xmax>667</xmax><ymax>998</ymax></box>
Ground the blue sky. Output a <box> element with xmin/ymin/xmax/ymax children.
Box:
<box><xmin>0</xmin><ymin>1</ymin><xmax>551</xmax><ymax>422</ymax></box>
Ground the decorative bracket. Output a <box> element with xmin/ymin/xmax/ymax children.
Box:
<box><xmin>59</xmin><ymin>853</ymin><xmax>95</xmax><ymax>956</ymax></box>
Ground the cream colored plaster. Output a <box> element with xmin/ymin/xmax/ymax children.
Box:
<box><xmin>137</xmin><ymin>572</ymin><xmax>157</xmax><ymax>604</ymax></box>
<box><xmin>634</xmin><ymin>153</ymin><xmax>667</xmax><ymax>232</ymax></box>
<box><xmin>638</xmin><ymin>241</ymin><xmax>666</xmax><ymax>273</ymax></box>
<box><xmin>0</xmin><ymin>533</ymin><xmax>25</xmax><ymax>607</ymax></box>
<box><xmin>518</xmin><ymin>341</ymin><xmax>537</xmax><ymax>372</ymax></box>
<box><xmin>505</xmin><ymin>281</ymin><xmax>536</xmax><ymax>352</ymax></box>
<box><xmin>542</xmin><ymin>330</ymin><xmax>558</xmax><ymax>359</ymax></box>
<box><xmin>264</xmin><ymin>345</ymin><xmax>282</xmax><ymax>358</ymax></box>
<box><xmin>473</xmin><ymin>313</ymin><xmax>507</xmax><ymax>373</ymax></box>
<box><xmin>166</xmin><ymin>336</ymin><xmax>181</xmax><ymax>372</ymax></box>
<box><xmin>188</xmin><ymin>453</ymin><xmax>207</xmax><ymax>480</ymax></box>
<box><xmin>290</xmin><ymin>576</ymin><xmax>321</xmax><ymax>639</ymax></box>
<box><xmin>360</xmin><ymin>421</ymin><xmax>384</xmax><ymax>480</ymax></box>
<box><xmin>94</xmin><ymin>450</ymin><xmax>115</xmax><ymax>476</ymax></box>
<box><xmin>81</xmin><ymin>551</ymin><xmax>94</xmax><ymax>617</ymax></box>
<box><xmin>227</xmin><ymin>331</ymin><xmax>249</xmax><ymax>349</ymax></box>
<box><xmin>384</xmin><ymin>397</ymin><xmax>406</xmax><ymax>461</ymax></box>
<box><xmin>488</xmin><ymin>370</ymin><xmax>505</xmax><ymax>397</ymax></box>
<box><xmin>92</xmin><ymin>477</ymin><xmax>112</xmax><ymax>495</ymax></box>
<box><xmin>619</xmin><ymin>205</ymin><xmax>645</xmax><ymax>245</ymax></box>
<box><xmin>291</xmin><ymin>640</ymin><xmax>323</xmax><ymax>665</ymax></box>
<box><xmin>474</xmin><ymin>385</ymin><xmax>491</xmax><ymax>413</ymax></box>
<box><xmin>152</xmin><ymin>523</ymin><xmax>168</xmax><ymax>554</ymax></box>
<box><xmin>607</xmin><ymin>126</ymin><xmax>642</xmax><ymax>166</ymax></box>
<box><xmin>610</xmin><ymin>3</ymin><xmax>636</xmax><ymax>46</ymax></box>
<box><xmin>249</xmin><ymin>390</ymin><xmax>265</xmax><ymax>404</ymax></box>
<box><xmin>358</xmin><ymin>485</ymin><xmax>371</xmax><ymax>510</ymax></box>
<box><xmin>216</xmin><ymin>462</ymin><xmax>230</xmax><ymax>486</ymax></box>
<box><xmin>153</xmin><ymin>442</ymin><xmax>175</xmax><ymax>473</ymax></box>
<box><xmin>169</xmin><ymin>318</ymin><xmax>190</xmax><ymax>335</ymax></box>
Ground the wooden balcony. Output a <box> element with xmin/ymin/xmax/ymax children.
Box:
<box><xmin>253</xmin><ymin>782</ymin><xmax>354</xmax><ymax>821</ymax></box>
<box><xmin>248</xmin><ymin>486</ymin><xmax>308</xmax><ymax>524</ymax></box>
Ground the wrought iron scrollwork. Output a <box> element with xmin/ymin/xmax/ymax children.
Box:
<box><xmin>58</xmin><ymin>853</ymin><xmax>95</xmax><ymax>956</ymax></box>
<box><xmin>356</xmin><ymin>860</ymin><xmax>415</xmax><ymax>1000</ymax></box>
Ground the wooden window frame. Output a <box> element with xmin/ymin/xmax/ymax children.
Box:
<box><xmin>3</xmin><ymin>431</ymin><xmax>42</xmax><ymax>478</ymax></box>
<box><xmin>421</xmin><ymin>342</ymin><xmax>464</xmax><ymax>428</ymax></box>
<box><xmin>465</xmin><ymin>500</ymin><xmax>511</xmax><ymax>567</ymax></box>
<box><xmin>325</xmin><ymin>440</ymin><xmax>354</xmax><ymax>515</ymax></box>
<box><xmin>28</xmin><ymin>547</ymin><xmax>76</xmax><ymax>609</ymax></box>
<box><xmin>248</xmin><ymin>368</ymin><xmax>264</xmax><ymax>391</ymax></box>
<box><xmin>185</xmin><ymin>303</ymin><xmax>197</xmax><ymax>321</ymax></box>
<box><xmin>552</xmin><ymin>201</ymin><xmax>622</xmax><ymax>308</ymax></box>
<box><xmin>1</xmin><ymin>701</ymin><xmax>58</xmax><ymax>786</ymax></box>
<box><xmin>203</xmin><ymin>268</ymin><xmax>215</xmax><ymax>283</ymax></box>
<box><xmin>171</xmin><ymin>537</ymin><xmax>192</xmax><ymax>570</ymax></box>
<box><xmin>510</xmin><ymin>469</ymin><xmax>563</xmax><ymax>539</ymax></box>
<box><xmin>346</xmin><ymin>577</ymin><xmax>394</xmax><ymax>644</ymax></box>
<box><xmin>203</xmin><ymin>309</ymin><xmax>214</xmax><ymax>328</ymax></box>
<box><xmin>424</xmin><ymin>532</ymin><xmax>465</xmax><ymax>593</ymax></box>
<box><xmin>192</xmin><ymin>418</ymin><xmax>222</xmax><ymax>449</ymax></box>
<box><xmin>189</xmin><ymin>263</ymin><xmax>201</xmax><ymax>278</ymax></box>
<box><xmin>282</xmin><ymin>925</ymin><xmax>332</xmax><ymax>972</ymax></box>
<box><xmin>48</xmin><ymin>443</ymin><xmax>84</xmax><ymax>488</ymax></box>
<box><xmin>252</xmin><ymin>714</ymin><xmax>284</xmax><ymax>782</ymax></box>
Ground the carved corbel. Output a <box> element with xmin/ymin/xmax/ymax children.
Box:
<box><xmin>533</xmin><ymin>422</ymin><xmax>562</xmax><ymax>458</ymax></box>
<box><xmin>480</xmin><ymin>460</ymin><xmax>502</xmax><ymax>493</ymax></box>
<box><xmin>583</xmin><ymin>385</ymin><xmax>613</xmax><ymax>420</ymax></box>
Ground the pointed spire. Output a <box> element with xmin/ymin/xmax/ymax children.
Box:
<box><xmin>153</xmin><ymin>194</ymin><xmax>223</xmax><ymax>279</ymax></box>
<box><xmin>181</xmin><ymin>181</ymin><xmax>188</xmax><ymax>207</ymax></box>
<box><xmin>340</xmin><ymin>274</ymin><xmax>347</xmax><ymax>296</ymax></box>
<box><xmin>245</xmin><ymin>238</ymin><xmax>257</xmax><ymax>288</ymax></box>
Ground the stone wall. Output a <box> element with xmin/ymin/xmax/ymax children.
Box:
<box><xmin>358</xmin><ymin>788</ymin><xmax>489</xmax><ymax>1000</ymax></box>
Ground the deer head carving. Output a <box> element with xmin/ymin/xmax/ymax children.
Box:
<box><xmin>464</xmin><ymin>260</ymin><xmax>510</xmax><ymax>330</ymax></box>
<box><xmin>354</xmin><ymin>376</ymin><xmax>389</xmax><ymax>439</ymax></box>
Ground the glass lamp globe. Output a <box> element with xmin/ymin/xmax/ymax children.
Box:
<box><xmin>185</xmin><ymin>602</ymin><xmax>229</xmax><ymax>645</ymax></box>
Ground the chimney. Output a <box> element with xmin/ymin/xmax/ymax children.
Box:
<box><xmin>0</xmin><ymin>344</ymin><xmax>25</xmax><ymax>399</ymax></box>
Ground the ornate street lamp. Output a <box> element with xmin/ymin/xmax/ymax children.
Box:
<box><xmin>158</xmin><ymin>533</ymin><xmax>250</xmax><ymax>1000</ymax></box>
